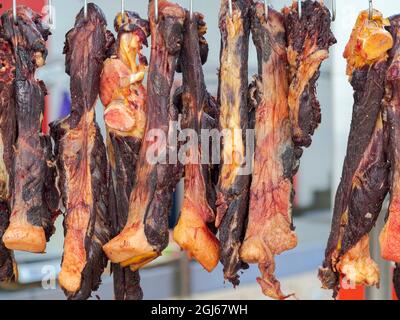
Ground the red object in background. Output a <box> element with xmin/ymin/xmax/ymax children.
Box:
<box><xmin>0</xmin><ymin>0</ymin><xmax>44</xmax><ymax>14</ymax></box>
<box><xmin>1</xmin><ymin>0</ymin><xmax>49</xmax><ymax>133</ymax></box>
<box><xmin>338</xmin><ymin>285</ymin><xmax>366</xmax><ymax>300</ymax></box>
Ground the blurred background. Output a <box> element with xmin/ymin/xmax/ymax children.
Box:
<box><xmin>0</xmin><ymin>0</ymin><xmax>398</xmax><ymax>300</ymax></box>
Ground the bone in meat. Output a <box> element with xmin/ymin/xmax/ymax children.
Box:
<box><xmin>240</xmin><ymin>3</ymin><xmax>296</xmax><ymax>300</ymax></box>
<box><xmin>215</xmin><ymin>0</ymin><xmax>252</xmax><ymax>286</ymax></box>
<box><xmin>319</xmin><ymin>10</ymin><xmax>393</xmax><ymax>297</ymax></box>
<box><xmin>173</xmin><ymin>11</ymin><xmax>220</xmax><ymax>273</ymax></box>
<box><xmin>103</xmin><ymin>0</ymin><xmax>185</xmax><ymax>270</ymax></box>
<box><xmin>0</xmin><ymin>28</ymin><xmax>17</xmax><ymax>282</ymax></box>
<box><xmin>1</xmin><ymin>6</ymin><xmax>60</xmax><ymax>254</ymax></box>
<box><xmin>100</xmin><ymin>11</ymin><xmax>150</xmax><ymax>300</ymax></box>
<box><xmin>49</xmin><ymin>4</ymin><xmax>113</xmax><ymax>299</ymax></box>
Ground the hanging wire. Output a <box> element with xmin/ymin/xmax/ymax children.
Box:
<box><xmin>84</xmin><ymin>0</ymin><xmax>88</xmax><ymax>20</ymax></box>
<box><xmin>48</xmin><ymin>0</ymin><xmax>53</xmax><ymax>25</ymax></box>
<box><xmin>331</xmin><ymin>0</ymin><xmax>336</xmax><ymax>22</ymax></box>
<box><xmin>155</xmin><ymin>0</ymin><xmax>159</xmax><ymax>22</ymax></box>
<box><xmin>264</xmin><ymin>0</ymin><xmax>268</xmax><ymax>19</ymax></box>
<box><xmin>189</xmin><ymin>0</ymin><xmax>193</xmax><ymax>20</ymax></box>
<box><xmin>368</xmin><ymin>0</ymin><xmax>373</xmax><ymax>20</ymax></box>
<box><xmin>228</xmin><ymin>0</ymin><xmax>233</xmax><ymax>17</ymax></box>
<box><xmin>12</xmin><ymin>0</ymin><xmax>17</xmax><ymax>23</ymax></box>
<box><xmin>298</xmin><ymin>0</ymin><xmax>302</xmax><ymax>19</ymax></box>
<box><xmin>121</xmin><ymin>0</ymin><xmax>125</xmax><ymax>23</ymax></box>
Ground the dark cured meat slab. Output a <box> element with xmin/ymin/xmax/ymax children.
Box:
<box><xmin>379</xmin><ymin>14</ymin><xmax>400</xmax><ymax>295</ymax></box>
<box><xmin>173</xmin><ymin>11</ymin><xmax>220</xmax><ymax>273</ymax></box>
<box><xmin>240</xmin><ymin>3</ymin><xmax>296</xmax><ymax>300</ymax></box>
<box><xmin>103</xmin><ymin>0</ymin><xmax>185</xmax><ymax>270</ymax></box>
<box><xmin>319</xmin><ymin>10</ymin><xmax>392</xmax><ymax>297</ymax></box>
<box><xmin>1</xmin><ymin>6</ymin><xmax>60</xmax><ymax>254</ymax></box>
<box><xmin>50</xmin><ymin>4</ymin><xmax>113</xmax><ymax>300</ymax></box>
<box><xmin>0</xmin><ymin>30</ymin><xmax>16</xmax><ymax>281</ymax></box>
<box><xmin>100</xmin><ymin>11</ymin><xmax>150</xmax><ymax>300</ymax></box>
<box><xmin>283</xmin><ymin>0</ymin><xmax>336</xmax><ymax>160</ymax></box>
<box><xmin>216</xmin><ymin>0</ymin><xmax>252</xmax><ymax>287</ymax></box>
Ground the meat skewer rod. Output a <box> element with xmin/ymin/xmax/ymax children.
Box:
<box><xmin>240</xmin><ymin>2</ymin><xmax>296</xmax><ymax>300</ymax></box>
<box><xmin>1</xmin><ymin>6</ymin><xmax>60</xmax><ymax>254</ymax></box>
<box><xmin>100</xmin><ymin>11</ymin><xmax>150</xmax><ymax>300</ymax></box>
<box><xmin>319</xmin><ymin>9</ymin><xmax>393</xmax><ymax>297</ymax></box>
<box><xmin>50</xmin><ymin>3</ymin><xmax>114</xmax><ymax>299</ymax></box>
<box><xmin>216</xmin><ymin>0</ymin><xmax>252</xmax><ymax>286</ymax></box>
<box><xmin>103</xmin><ymin>0</ymin><xmax>185</xmax><ymax>271</ymax></box>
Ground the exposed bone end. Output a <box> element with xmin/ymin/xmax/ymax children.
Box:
<box><xmin>103</xmin><ymin>226</ymin><xmax>156</xmax><ymax>267</ymax></box>
<box><xmin>336</xmin><ymin>235</ymin><xmax>380</xmax><ymax>287</ymax></box>
<box><xmin>3</xmin><ymin>225</ymin><xmax>46</xmax><ymax>253</ymax></box>
<box><xmin>173</xmin><ymin>203</ymin><xmax>220</xmax><ymax>272</ymax></box>
<box><xmin>344</xmin><ymin>9</ymin><xmax>393</xmax><ymax>76</ymax></box>
<box><xmin>380</xmin><ymin>212</ymin><xmax>400</xmax><ymax>262</ymax></box>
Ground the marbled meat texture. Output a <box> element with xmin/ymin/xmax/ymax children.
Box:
<box><xmin>216</xmin><ymin>0</ymin><xmax>252</xmax><ymax>287</ymax></box>
<box><xmin>103</xmin><ymin>0</ymin><xmax>185</xmax><ymax>271</ymax></box>
<box><xmin>283</xmin><ymin>0</ymin><xmax>336</xmax><ymax>158</ymax></box>
<box><xmin>1</xmin><ymin>6</ymin><xmax>60</xmax><ymax>254</ymax></box>
<box><xmin>49</xmin><ymin>4</ymin><xmax>113</xmax><ymax>300</ymax></box>
<box><xmin>240</xmin><ymin>3</ymin><xmax>296</xmax><ymax>300</ymax></box>
<box><xmin>173</xmin><ymin>11</ymin><xmax>220</xmax><ymax>273</ymax></box>
<box><xmin>100</xmin><ymin>11</ymin><xmax>150</xmax><ymax>300</ymax></box>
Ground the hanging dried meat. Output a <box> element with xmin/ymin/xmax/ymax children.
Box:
<box><xmin>216</xmin><ymin>0</ymin><xmax>252</xmax><ymax>286</ymax></box>
<box><xmin>103</xmin><ymin>0</ymin><xmax>185</xmax><ymax>271</ymax></box>
<box><xmin>319</xmin><ymin>10</ymin><xmax>393</xmax><ymax>297</ymax></box>
<box><xmin>50</xmin><ymin>3</ymin><xmax>113</xmax><ymax>299</ymax></box>
<box><xmin>283</xmin><ymin>0</ymin><xmax>336</xmax><ymax>162</ymax></box>
<box><xmin>0</xmin><ymin>27</ymin><xmax>17</xmax><ymax>282</ymax></box>
<box><xmin>240</xmin><ymin>3</ymin><xmax>296</xmax><ymax>300</ymax></box>
<box><xmin>172</xmin><ymin>11</ymin><xmax>220</xmax><ymax>272</ymax></box>
<box><xmin>1</xmin><ymin>6</ymin><xmax>60</xmax><ymax>254</ymax></box>
<box><xmin>379</xmin><ymin>14</ymin><xmax>400</xmax><ymax>294</ymax></box>
<box><xmin>100</xmin><ymin>11</ymin><xmax>150</xmax><ymax>300</ymax></box>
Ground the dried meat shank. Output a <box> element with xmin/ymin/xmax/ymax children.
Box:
<box><xmin>0</xmin><ymin>22</ymin><xmax>17</xmax><ymax>282</ymax></box>
<box><xmin>50</xmin><ymin>4</ymin><xmax>113</xmax><ymax>299</ymax></box>
<box><xmin>100</xmin><ymin>11</ymin><xmax>150</xmax><ymax>300</ymax></box>
<box><xmin>216</xmin><ymin>0</ymin><xmax>252</xmax><ymax>286</ymax></box>
<box><xmin>320</xmin><ymin>10</ymin><xmax>393</xmax><ymax>297</ymax></box>
<box><xmin>380</xmin><ymin>14</ymin><xmax>400</xmax><ymax>295</ymax></box>
<box><xmin>2</xmin><ymin>6</ymin><xmax>60</xmax><ymax>254</ymax></box>
<box><xmin>103</xmin><ymin>0</ymin><xmax>185</xmax><ymax>269</ymax></box>
<box><xmin>173</xmin><ymin>11</ymin><xmax>220</xmax><ymax>273</ymax></box>
<box><xmin>240</xmin><ymin>3</ymin><xmax>296</xmax><ymax>300</ymax></box>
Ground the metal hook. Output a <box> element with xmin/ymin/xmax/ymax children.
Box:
<box><xmin>331</xmin><ymin>0</ymin><xmax>336</xmax><ymax>22</ymax></box>
<box><xmin>189</xmin><ymin>0</ymin><xmax>193</xmax><ymax>20</ymax></box>
<box><xmin>12</xmin><ymin>0</ymin><xmax>17</xmax><ymax>23</ymax></box>
<box><xmin>228</xmin><ymin>0</ymin><xmax>233</xmax><ymax>17</ymax></box>
<box><xmin>155</xmin><ymin>0</ymin><xmax>159</xmax><ymax>23</ymax></box>
<box><xmin>264</xmin><ymin>0</ymin><xmax>268</xmax><ymax>19</ymax></box>
<box><xmin>298</xmin><ymin>0</ymin><xmax>302</xmax><ymax>19</ymax></box>
<box><xmin>84</xmin><ymin>0</ymin><xmax>88</xmax><ymax>20</ymax></box>
<box><xmin>121</xmin><ymin>0</ymin><xmax>125</xmax><ymax>23</ymax></box>
<box><xmin>48</xmin><ymin>0</ymin><xmax>53</xmax><ymax>25</ymax></box>
<box><xmin>368</xmin><ymin>0</ymin><xmax>373</xmax><ymax>20</ymax></box>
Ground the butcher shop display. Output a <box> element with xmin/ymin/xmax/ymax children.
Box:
<box><xmin>103</xmin><ymin>0</ymin><xmax>185</xmax><ymax>271</ymax></box>
<box><xmin>320</xmin><ymin>9</ymin><xmax>393</xmax><ymax>297</ymax></box>
<box><xmin>172</xmin><ymin>11</ymin><xmax>220</xmax><ymax>273</ymax></box>
<box><xmin>3</xmin><ymin>0</ymin><xmax>400</xmax><ymax>302</ymax></box>
<box><xmin>50</xmin><ymin>3</ymin><xmax>113</xmax><ymax>299</ymax></box>
<box><xmin>100</xmin><ymin>11</ymin><xmax>150</xmax><ymax>300</ymax></box>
